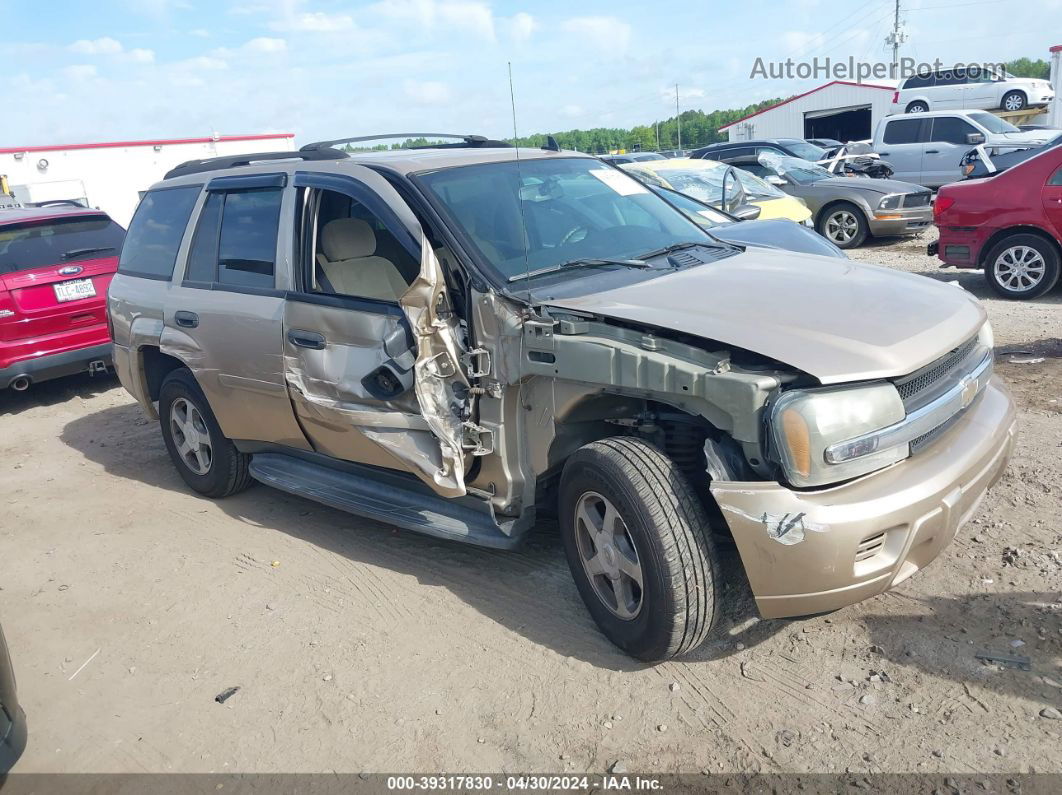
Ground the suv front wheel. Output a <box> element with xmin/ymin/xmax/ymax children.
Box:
<box><xmin>559</xmin><ymin>437</ymin><xmax>720</xmax><ymax>662</ymax></box>
<box><xmin>159</xmin><ymin>368</ymin><xmax>253</xmax><ymax>498</ymax></box>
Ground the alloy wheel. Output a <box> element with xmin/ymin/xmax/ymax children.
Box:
<box><xmin>1003</xmin><ymin>93</ymin><xmax>1024</xmax><ymax>111</ymax></box>
<box><xmin>994</xmin><ymin>245</ymin><xmax>1046</xmax><ymax>292</ymax></box>
<box><xmin>573</xmin><ymin>491</ymin><xmax>644</xmax><ymax>620</ymax></box>
<box><xmin>825</xmin><ymin>210</ymin><xmax>860</xmax><ymax>244</ymax></box>
<box><xmin>170</xmin><ymin>397</ymin><xmax>213</xmax><ymax>475</ymax></box>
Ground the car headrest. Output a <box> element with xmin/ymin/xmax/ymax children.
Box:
<box><xmin>321</xmin><ymin>218</ymin><xmax>376</xmax><ymax>261</ymax></box>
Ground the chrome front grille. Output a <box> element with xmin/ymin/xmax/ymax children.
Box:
<box><xmin>895</xmin><ymin>335</ymin><xmax>980</xmax><ymax>410</ymax></box>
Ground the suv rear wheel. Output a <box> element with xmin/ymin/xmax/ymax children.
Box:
<box><xmin>983</xmin><ymin>233</ymin><xmax>1061</xmax><ymax>300</ymax></box>
<box><xmin>559</xmin><ymin>437</ymin><xmax>719</xmax><ymax>662</ymax></box>
<box><xmin>159</xmin><ymin>368</ymin><xmax>253</xmax><ymax>498</ymax></box>
<box><xmin>906</xmin><ymin>100</ymin><xmax>929</xmax><ymax>113</ymax></box>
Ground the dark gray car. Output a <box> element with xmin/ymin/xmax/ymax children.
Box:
<box><xmin>723</xmin><ymin>152</ymin><xmax>933</xmax><ymax>248</ymax></box>
<box><xmin>0</xmin><ymin>621</ymin><xmax>26</xmax><ymax>773</ymax></box>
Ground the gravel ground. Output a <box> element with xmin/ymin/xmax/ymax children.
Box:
<box><xmin>1</xmin><ymin>230</ymin><xmax>1059</xmax><ymax>776</ymax></box>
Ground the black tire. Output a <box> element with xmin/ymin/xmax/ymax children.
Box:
<box><xmin>906</xmin><ymin>100</ymin><xmax>929</xmax><ymax>113</ymax></box>
<box><xmin>158</xmin><ymin>367</ymin><xmax>253</xmax><ymax>498</ymax></box>
<box><xmin>817</xmin><ymin>201</ymin><xmax>869</xmax><ymax>249</ymax></box>
<box><xmin>1001</xmin><ymin>90</ymin><xmax>1026</xmax><ymax>112</ymax></box>
<box><xmin>559</xmin><ymin>437</ymin><xmax>719</xmax><ymax>662</ymax></box>
<box><xmin>982</xmin><ymin>233</ymin><xmax>1061</xmax><ymax>300</ymax></box>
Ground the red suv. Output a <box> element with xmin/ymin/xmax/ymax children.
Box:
<box><xmin>0</xmin><ymin>206</ymin><xmax>125</xmax><ymax>390</ymax></box>
<box><xmin>932</xmin><ymin>143</ymin><xmax>1062</xmax><ymax>299</ymax></box>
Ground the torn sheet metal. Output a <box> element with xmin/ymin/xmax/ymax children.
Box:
<box><xmin>397</xmin><ymin>232</ymin><xmax>472</xmax><ymax>498</ymax></box>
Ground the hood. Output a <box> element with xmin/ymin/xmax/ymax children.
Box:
<box><xmin>1000</xmin><ymin>130</ymin><xmax>1052</xmax><ymax>144</ymax></box>
<box><xmin>813</xmin><ymin>177</ymin><xmax>926</xmax><ymax>195</ymax></box>
<box><xmin>545</xmin><ymin>247</ymin><xmax>986</xmax><ymax>384</ymax></box>
<box><xmin>711</xmin><ymin>219</ymin><xmax>846</xmax><ymax>259</ymax></box>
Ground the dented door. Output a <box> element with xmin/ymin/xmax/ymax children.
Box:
<box><xmin>282</xmin><ymin>169</ymin><xmax>473</xmax><ymax>497</ymax></box>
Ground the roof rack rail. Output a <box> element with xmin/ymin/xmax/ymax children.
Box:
<box><xmin>163</xmin><ymin>148</ymin><xmax>348</xmax><ymax>180</ymax></box>
<box><xmin>300</xmin><ymin>133</ymin><xmax>511</xmax><ymax>152</ymax></box>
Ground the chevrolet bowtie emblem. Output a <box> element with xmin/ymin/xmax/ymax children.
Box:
<box><xmin>959</xmin><ymin>374</ymin><xmax>978</xmax><ymax>409</ymax></box>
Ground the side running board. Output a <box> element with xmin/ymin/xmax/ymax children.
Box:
<box><xmin>248</xmin><ymin>452</ymin><xmax>521</xmax><ymax>550</ymax></box>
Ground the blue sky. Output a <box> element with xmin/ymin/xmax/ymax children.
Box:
<box><xmin>2</xmin><ymin>0</ymin><xmax>1059</xmax><ymax>146</ymax></box>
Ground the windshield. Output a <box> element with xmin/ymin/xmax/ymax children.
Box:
<box><xmin>625</xmin><ymin>160</ymin><xmax>784</xmax><ymax>203</ymax></box>
<box><xmin>779</xmin><ymin>140</ymin><xmax>827</xmax><ymax>161</ymax></box>
<box><xmin>968</xmin><ymin>112</ymin><xmax>1021</xmax><ymax>134</ymax></box>
<box><xmin>649</xmin><ymin>186</ymin><xmax>731</xmax><ymax>228</ymax></box>
<box><xmin>0</xmin><ymin>215</ymin><xmax>125</xmax><ymax>275</ymax></box>
<box><xmin>758</xmin><ymin>151</ymin><xmax>832</xmax><ymax>185</ymax></box>
<box><xmin>418</xmin><ymin>157</ymin><xmax>710</xmax><ymax>282</ymax></box>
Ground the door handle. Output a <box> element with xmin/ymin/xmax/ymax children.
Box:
<box><xmin>174</xmin><ymin>311</ymin><xmax>199</xmax><ymax>328</ymax></box>
<box><xmin>287</xmin><ymin>329</ymin><xmax>326</xmax><ymax>350</ymax></box>
<box><xmin>878</xmin><ymin>152</ymin><xmax>889</xmax><ymax>156</ymax></box>
<box><xmin>925</xmin><ymin>149</ymin><xmax>940</xmax><ymax>154</ymax></box>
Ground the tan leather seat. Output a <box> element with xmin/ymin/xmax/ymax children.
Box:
<box><xmin>317</xmin><ymin>218</ymin><xmax>409</xmax><ymax>302</ymax></box>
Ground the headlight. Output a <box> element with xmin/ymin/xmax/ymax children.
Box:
<box><xmin>771</xmin><ymin>383</ymin><xmax>907</xmax><ymax>488</ymax></box>
<box><xmin>878</xmin><ymin>194</ymin><xmax>903</xmax><ymax>211</ymax></box>
<box><xmin>978</xmin><ymin>320</ymin><xmax>994</xmax><ymax>352</ymax></box>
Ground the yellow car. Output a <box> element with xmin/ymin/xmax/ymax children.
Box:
<box><xmin>621</xmin><ymin>157</ymin><xmax>812</xmax><ymax>225</ymax></box>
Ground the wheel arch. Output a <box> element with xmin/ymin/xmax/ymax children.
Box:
<box><xmin>978</xmin><ymin>225</ymin><xmax>1062</xmax><ymax>268</ymax></box>
<box><xmin>815</xmin><ymin>198</ymin><xmax>869</xmax><ymax>229</ymax></box>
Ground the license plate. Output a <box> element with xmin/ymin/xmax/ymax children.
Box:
<box><xmin>53</xmin><ymin>278</ymin><xmax>96</xmax><ymax>302</ymax></box>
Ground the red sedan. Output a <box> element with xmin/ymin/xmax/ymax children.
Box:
<box><xmin>932</xmin><ymin>143</ymin><xmax>1062</xmax><ymax>299</ymax></box>
<box><xmin>0</xmin><ymin>205</ymin><xmax>125</xmax><ymax>391</ymax></box>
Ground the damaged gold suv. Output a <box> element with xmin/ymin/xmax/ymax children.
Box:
<box><xmin>108</xmin><ymin>135</ymin><xmax>1016</xmax><ymax>662</ymax></box>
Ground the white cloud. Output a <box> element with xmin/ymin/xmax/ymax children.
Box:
<box><xmin>509</xmin><ymin>12</ymin><xmax>536</xmax><ymax>43</ymax></box>
<box><xmin>69</xmin><ymin>37</ymin><xmax>124</xmax><ymax>55</ymax></box>
<box><xmin>403</xmin><ymin>78</ymin><xmax>451</xmax><ymax>104</ymax></box>
<box><xmin>62</xmin><ymin>64</ymin><xmax>99</xmax><ymax>81</ymax></box>
<box><xmin>244</xmin><ymin>37</ymin><xmax>287</xmax><ymax>53</ymax></box>
<box><xmin>189</xmin><ymin>28</ymin><xmax>211</xmax><ymax>38</ymax></box>
<box><xmin>375</xmin><ymin>0</ymin><xmax>495</xmax><ymax>41</ymax></box>
<box><xmin>127</xmin><ymin>48</ymin><xmax>156</xmax><ymax>63</ymax></box>
<box><xmin>561</xmin><ymin>16</ymin><xmax>631</xmax><ymax>53</ymax></box>
<box><xmin>279</xmin><ymin>11</ymin><xmax>356</xmax><ymax>32</ymax></box>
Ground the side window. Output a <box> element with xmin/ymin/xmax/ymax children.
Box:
<box><xmin>117</xmin><ymin>186</ymin><xmax>200</xmax><ymax>278</ymax></box>
<box><xmin>935</xmin><ymin>70</ymin><xmax>965</xmax><ymax>87</ymax></box>
<box><xmin>306</xmin><ymin>188</ymin><xmax>418</xmax><ymax>304</ymax></box>
<box><xmin>1048</xmin><ymin>166</ymin><xmax>1062</xmax><ymax>187</ymax></box>
<box><xmin>883</xmin><ymin>119</ymin><xmax>924</xmax><ymax>145</ymax></box>
<box><xmin>903</xmin><ymin>72</ymin><xmax>932</xmax><ymax>90</ymax></box>
<box><xmin>217</xmin><ymin>188</ymin><xmax>282</xmax><ymax>289</ymax></box>
<box><xmin>184</xmin><ymin>192</ymin><xmax>223</xmax><ymax>283</ymax></box>
<box><xmin>930</xmin><ymin>117</ymin><xmax>977</xmax><ymax>145</ymax></box>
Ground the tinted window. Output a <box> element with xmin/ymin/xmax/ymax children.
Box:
<box><xmin>1049</xmin><ymin>166</ymin><xmax>1062</xmax><ymax>186</ymax></box>
<box><xmin>968</xmin><ymin>112</ymin><xmax>1020</xmax><ymax>134</ymax></box>
<box><xmin>118</xmin><ymin>187</ymin><xmax>200</xmax><ymax>278</ymax></box>
<box><xmin>217</xmin><ymin>189</ymin><xmax>282</xmax><ymax>288</ymax></box>
<box><xmin>883</xmin><ymin>118</ymin><xmax>925</xmax><ymax>145</ymax></box>
<box><xmin>0</xmin><ymin>215</ymin><xmax>125</xmax><ymax>275</ymax></box>
<box><xmin>903</xmin><ymin>72</ymin><xmax>934</xmax><ymax>90</ymax></box>
<box><xmin>930</xmin><ymin>116</ymin><xmax>977</xmax><ymax>145</ymax></box>
<box><xmin>935</xmin><ymin>70</ymin><xmax>966</xmax><ymax>87</ymax></box>
<box><xmin>185</xmin><ymin>192</ymin><xmax>223</xmax><ymax>283</ymax></box>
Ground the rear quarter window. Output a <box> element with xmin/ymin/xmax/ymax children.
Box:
<box><xmin>0</xmin><ymin>215</ymin><xmax>126</xmax><ymax>275</ymax></box>
<box><xmin>117</xmin><ymin>186</ymin><xmax>201</xmax><ymax>279</ymax></box>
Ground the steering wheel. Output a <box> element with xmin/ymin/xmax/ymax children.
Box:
<box><xmin>560</xmin><ymin>225</ymin><xmax>589</xmax><ymax>245</ymax></box>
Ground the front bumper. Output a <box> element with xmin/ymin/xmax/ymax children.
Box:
<box><xmin>0</xmin><ymin>705</ymin><xmax>27</xmax><ymax>773</ymax></box>
<box><xmin>0</xmin><ymin>342</ymin><xmax>112</xmax><ymax>389</ymax></box>
<box><xmin>711</xmin><ymin>378</ymin><xmax>1015</xmax><ymax>618</ymax></box>
<box><xmin>868</xmin><ymin>206</ymin><xmax>933</xmax><ymax>237</ymax></box>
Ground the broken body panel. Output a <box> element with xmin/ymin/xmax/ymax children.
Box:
<box><xmin>109</xmin><ymin>148</ymin><xmax>1015</xmax><ymax>625</ymax></box>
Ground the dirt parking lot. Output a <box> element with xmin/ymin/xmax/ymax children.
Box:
<box><xmin>1</xmin><ymin>230</ymin><xmax>1060</xmax><ymax>776</ymax></box>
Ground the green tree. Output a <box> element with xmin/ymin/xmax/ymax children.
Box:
<box><xmin>1004</xmin><ymin>58</ymin><xmax>1050</xmax><ymax>79</ymax></box>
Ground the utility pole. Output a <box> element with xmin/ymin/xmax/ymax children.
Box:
<box><xmin>675</xmin><ymin>84</ymin><xmax>682</xmax><ymax>151</ymax></box>
<box><xmin>655</xmin><ymin>120</ymin><xmax>661</xmax><ymax>151</ymax></box>
<box><xmin>885</xmin><ymin>0</ymin><xmax>907</xmax><ymax>74</ymax></box>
